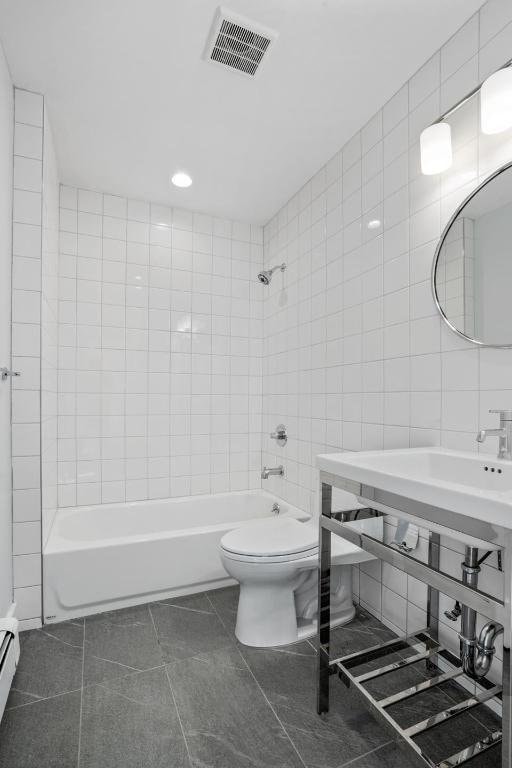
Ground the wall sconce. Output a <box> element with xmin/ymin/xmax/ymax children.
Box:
<box><xmin>420</xmin><ymin>59</ymin><xmax>512</xmax><ymax>176</ymax></box>
<box><xmin>420</xmin><ymin>123</ymin><xmax>452</xmax><ymax>175</ymax></box>
<box><xmin>481</xmin><ymin>67</ymin><xmax>512</xmax><ymax>135</ymax></box>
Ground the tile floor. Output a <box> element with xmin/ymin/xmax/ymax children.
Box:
<box><xmin>0</xmin><ymin>587</ymin><xmax>502</xmax><ymax>768</ymax></box>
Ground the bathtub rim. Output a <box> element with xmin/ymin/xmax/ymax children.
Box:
<box><xmin>44</xmin><ymin>489</ymin><xmax>310</xmax><ymax>555</ymax></box>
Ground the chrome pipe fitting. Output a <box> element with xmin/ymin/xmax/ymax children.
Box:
<box><xmin>459</xmin><ymin>546</ymin><xmax>503</xmax><ymax>680</ymax></box>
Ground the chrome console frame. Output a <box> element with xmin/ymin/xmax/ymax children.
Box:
<box><xmin>317</xmin><ymin>470</ymin><xmax>510</xmax><ymax>768</ymax></box>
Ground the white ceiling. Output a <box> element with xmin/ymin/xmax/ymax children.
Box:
<box><xmin>0</xmin><ymin>0</ymin><xmax>484</xmax><ymax>224</ymax></box>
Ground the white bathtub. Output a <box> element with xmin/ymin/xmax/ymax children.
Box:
<box><xmin>43</xmin><ymin>490</ymin><xmax>309</xmax><ymax>622</ymax></box>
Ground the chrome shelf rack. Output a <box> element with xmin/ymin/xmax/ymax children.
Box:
<box><xmin>316</xmin><ymin>472</ymin><xmax>509</xmax><ymax>768</ymax></box>
<box><xmin>329</xmin><ymin>630</ymin><xmax>502</xmax><ymax>767</ymax></box>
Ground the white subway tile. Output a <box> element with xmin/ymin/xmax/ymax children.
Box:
<box><xmin>13</xmin><ymin>521</ymin><xmax>41</xmax><ymax>555</ymax></box>
<box><xmin>409</xmin><ymin>54</ymin><xmax>440</xmax><ymax>111</ymax></box>
<box><xmin>14</xmin><ymin>585</ymin><xmax>41</xmax><ymax>620</ymax></box>
<box><xmin>13</xmin><ymin>190</ymin><xmax>42</xmax><ymax>225</ymax></box>
<box><xmin>479</xmin><ymin>0</ymin><xmax>512</xmax><ymax>47</ymax></box>
<box><xmin>441</xmin><ymin>14</ymin><xmax>478</xmax><ymax>81</ymax></box>
<box><xmin>15</xmin><ymin>90</ymin><xmax>43</xmax><ymax>127</ymax></box>
<box><xmin>14</xmin><ymin>156</ymin><xmax>42</xmax><ymax>192</ymax></box>
<box><xmin>13</xmin><ymin>456</ymin><xmax>41</xmax><ymax>490</ymax></box>
<box><xmin>14</xmin><ymin>123</ymin><xmax>42</xmax><ymax>160</ymax></box>
<box><xmin>13</xmin><ymin>489</ymin><xmax>41</xmax><ymax>523</ymax></box>
<box><xmin>13</xmin><ymin>554</ymin><xmax>41</xmax><ymax>588</ymax></box>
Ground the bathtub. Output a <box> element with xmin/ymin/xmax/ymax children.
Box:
<box><xmin>43</xmin><ymin>490</ymin><xmax>309</xmax><ymax>622</ymax></box>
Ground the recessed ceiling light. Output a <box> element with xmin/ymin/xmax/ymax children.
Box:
<box><xmin>367</xmin><ymin>219</ymin><xmax>381</xmax><ymax>230</ymax></box>
<box><xmin>171</xmin><ymin>171</ymin><xmax>192</xmax><ymax>188</ymax></box>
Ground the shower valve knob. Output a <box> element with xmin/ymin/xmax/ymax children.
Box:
<box><xmin>269</xmin><ymin>424</ymin><xmax>287</xmax><ymax>447</ymax></box>
<box><xmin>0</xmin><ymin>367</ymin><xmax>20</xmax><ymax>381</ymax></box>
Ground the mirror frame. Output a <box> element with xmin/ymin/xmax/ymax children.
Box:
<box><xmin>431</xmin><ymin>159</ymin><xmax>512</xmax><ymax>349</ymax></box>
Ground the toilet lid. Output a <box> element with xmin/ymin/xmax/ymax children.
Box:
<box><xmin>221</xmin><ymin>518</ymin><xmax>318</xmax><ymax>558</ymax></box>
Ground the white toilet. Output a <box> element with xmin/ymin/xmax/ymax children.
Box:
<box><xmin>220</xmin><ymin>516</ymin><xmax>375</xmax><ymax>647</ymax></box>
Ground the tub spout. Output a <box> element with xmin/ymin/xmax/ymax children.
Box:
<box><xmin>261</xmin><ymin>465</ymin><xmax>284</xmax><ymax>480</ymax></box>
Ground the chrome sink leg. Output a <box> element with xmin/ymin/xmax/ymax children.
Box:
<box><xmin>426</xmin><ymin>531</ymin><xmax>440</xmax><ymax>674</ymax></box>
<box><xmin>317</xmin><ymin>481</ymin><xmax>332</xmax><ymax>715</ymax></box>
<box><xmin>502</xmin><ymin>533</ymin><xmax>512</xmax><ymax>768</ymax></box>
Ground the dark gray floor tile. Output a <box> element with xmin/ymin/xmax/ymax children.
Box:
<box><xmin>345</xmin><ymin>740</ymin><xmax>425</xmax><ymax>768</ymax></box>
<box><xmin>80</xmin><ymin>667</ymin><xmax>189</xmax><ymax>768</ymax></box>
<box><xmin>414</xmin><ymin>710</ymin><xmax>499</xmax><ymax>766</ymax></box>
<box><xmin>150</xmin><ymin>599</ymin><xmax>243</xmax><ymax>668</ymax></box>
<box><xmin>363</xmin><ymin>660</ymin><xmax>437</xmax><ymax>702</ymax></box>
<box><xmin>310</xmin><ymin>607</ymin><xmax>396</xmax><ymax>658</ymax></box>
<box><xmin>0</xmin><ymin>690</ymin><xmax>80</xmax><ymax>768</ymax></box>
<box><xmin>0</xmin><ymin>587</ymin><xmax>501</xmax><ymax>768</ymax></box>
<box><xmin>240</xmin><ymin>644</ymin><xmax>390</xmax><ymax>767</ymax></box>
<box><xmin>7</xmin><ymin>620</ymin><xmax>83</xmax><ymax>707</ymax></box>
<box><xmin>156</xmin><ymin>592</ymin><xmax>215</xmax><ymax>613</ymax></box>
<box><xmin>206</xmin><ymin>585</ymin><xmax>239</xmax><ymax>632</ymax></box>
<box><xmin>469</xmin><ymin>699</ymin><xmax>503</xmax><ymax>733</ymax></box>
<box><xmin>168</xmin><ymin>656</ymin><xmax>304</xmax><ymax>768</ymax></box>
<box><xmin>83</xmin><ymin>604</ymin><xmax>162</xmax><ymax>686</ymax></box>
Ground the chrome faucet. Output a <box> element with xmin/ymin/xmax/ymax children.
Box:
<box><xmin>476</xmin><ymin>409</ymin><xmax>512</xmax><ymax>460</ymax></box>
<box><xmin>261</xmin><ymin>465</ymin><xmax>284</xmax><ymax>479</ymax></box>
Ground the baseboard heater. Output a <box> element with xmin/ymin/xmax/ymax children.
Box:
<box><xmin>0</xmin><ymin>622</ymin><xmax>19</xmax><ymax>721</ymax></box>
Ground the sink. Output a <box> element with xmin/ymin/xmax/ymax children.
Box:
<box><xmin>317</xmin><ymin>447</ymin><xmax>512</xmax><ymax>533</ymax></box>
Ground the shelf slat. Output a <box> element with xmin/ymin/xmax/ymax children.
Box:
<box><xmin>378</xmin><ymin>668</ymin><xmax>464</xmax><ymax>709</ymax></box>
<box><xmin>352</xmin><ymin>645</ymin><xmax>445</xmax><ymax>684</ymax></box>
<box><xmin>404</xmin><ymin>685</ymin><xmax>502</xmax><ymax>737</ymax></box>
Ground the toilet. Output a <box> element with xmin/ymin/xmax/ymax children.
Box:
<box><xmin>220</xmin><ymin>516</ymin><xmax>376</xmax><ymax>647</ymax></box>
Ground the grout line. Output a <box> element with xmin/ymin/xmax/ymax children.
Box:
<box><xmin>337</xmin><ymin>740</ymin><xmax>397</xmax><ymax>768</ymax></box>
<box><xmin>6</xmin><ymin>686</ymin><xmax>82</xmax><ymax>711</ymax></box>
<box><xmin>205</xmin><ymin>592</ymin><xmax>309</xmax><ymax>768</ymax></box>
<box><xmin>80</xmin><ymin>662</ymin><xmax>166</xmax><ymax>691</ymax></box>
<box><xmin>147</xmin><ymin>603</ymin><xmax>193</xmax><ymax>767</ymax></box>
<box><xmin>76</xmin><ymin>613</ymin><xmax>85</xmax><ymax>768</ymax></box>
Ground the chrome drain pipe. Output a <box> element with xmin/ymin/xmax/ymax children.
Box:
<box><xmin>460</xmin><ymin>546</ymin><xmax>503</xmax><ymax>680</ymax></box>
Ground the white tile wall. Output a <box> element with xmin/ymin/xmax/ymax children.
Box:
<box><xmin>262</xmin><ymin>6</ymin><xmax>512</xmax><ymax>678</ymax></box>
<box><xmin>11</xmin><ymin>88</ymin><xmax>43</xmax><ymax>627</ymax></box>
<box><xmin>41</xmin><ymin>111</ymin><xmax>59</xmax><ymax>545</ymax></box>
<box><xmin>11</xmin><ymin>88</ymin><xmax>59</xmax><ymax>628</ymax></box>
<box><xmin>57</xmin><ymin>188</ymin><xmax>264</xmax><ymax>506</ymax></box>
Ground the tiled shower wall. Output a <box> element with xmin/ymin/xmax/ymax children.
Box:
<box><xmin>57</xmin><ymin>189</ymin><xmax>263</xmax><ymax>506</ymax></box>
<box><xmin>41</xmin><ymin>111</ymin><xmax>59</xmax><ymax>545</ymax></box>
<box><xmin>11</xmin><ymin>88</ymin><xmax>59</xmax><ymax>627</ymax></box>
<box><xmin>262</xmin><ymin>0</ymin><xmax>512</xmax><ymax>677</ymax></box>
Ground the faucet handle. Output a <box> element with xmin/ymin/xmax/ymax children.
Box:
<box><xmin>269</xmin><ymin>424</ymin><xmax>287</xmax><ymax>446</ymax></box>
<box><xmin>489</xmin><ymin>409</ymin><xmax>512</xmax><ymax>421</ymax></box>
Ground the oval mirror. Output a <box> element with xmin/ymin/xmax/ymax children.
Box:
<box><xmin>432</xmin><ymin>161</ymin><xmax>512</xmax><ymax>347</ymax></box>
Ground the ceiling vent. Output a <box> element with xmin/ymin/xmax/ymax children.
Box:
<box><xmin>204</xmin><ymin>7</ymin><xmax>278</xmax><ymax>78</ymax></box>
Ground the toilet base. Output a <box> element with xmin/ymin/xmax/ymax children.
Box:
<box><xmin>296</xmin><ymin>603</ymin><xmax>356</xmax><ymax>641</ymax></box>
<box><xmin>233</xmin><ymin>562</ymin><xmax>356</xmax><ymax>648</ymax></box>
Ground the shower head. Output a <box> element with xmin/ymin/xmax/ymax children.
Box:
<box><xmin>257</xmin><ymin>263</ymin><xmax>286</xmax><ymax>285</ymax></box>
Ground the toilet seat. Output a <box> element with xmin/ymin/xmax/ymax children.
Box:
<box><xmin>221</xmin><ymin>517</ymin><xmax>376</xmax><ymax>566</ymax></box>
<box><xmin>221</xmin><ymin>518</ymin><xmax>318</xmax><ymax>563</ymax></box>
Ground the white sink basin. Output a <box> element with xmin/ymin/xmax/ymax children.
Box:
<box><xmin>317</xmin><ymin>447</ymin><xmax>512</xmax><ymax>533</ymax></box>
